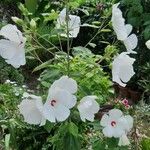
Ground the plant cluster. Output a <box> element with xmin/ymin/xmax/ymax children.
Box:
<box><xmin>0</xmin><ymin>0</ymin><xmax>149</xmax><ymax>150</ymax></box>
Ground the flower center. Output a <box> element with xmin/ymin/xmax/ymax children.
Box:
<box><xmin>50</xmin><ymin>100</ymin><xmax>56</xmax><ymax>106</ymax></box>
<box><xmin>111</xmin><ymin>121</ymin><xmax>116</xmax><ymax>127</ymax></box>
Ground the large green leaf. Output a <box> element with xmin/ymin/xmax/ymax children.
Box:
<box><xmin>141</xmin><ymin>138</ymin><xmax>150</xmax><ymax>150</ymax></box>
<box><xmin>25</xmin><ymin>0</ymin><xmax>38</xmax><ymax>13</ymax></box>
<box><xmin>63</xmin><ymin>133</ymin><xmax>81</xmax><ymax>150</ymax></box>
<box><xmin>92</xmin><ymin>140</ymin><xmax>105</xmax><ymax>150</ymax></box>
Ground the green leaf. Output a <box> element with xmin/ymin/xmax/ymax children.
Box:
<box><xmin>141</xmin><ymin>138</ymin><xmax>150</xmax><ymax>150</ymax></box>
<box><xmin>78</xmin><ymin>8</ymin><xmax>89</xmax><ymax>16</ymax></box>
<box><xmin>68</xmin><ymin>122</ymin><xmax>78</xmax><ymax>137</ymax></box>
<box><xmin>88</xmin><ymin>43</ymin><xmax>97</xmax><ymax>48</ymax></box>
<box><xmin>72</xmin><ymin>46</ymin><xmax>92</xmax><ymax>57</ymax></box>
<box><xmin>100</xmin><ymin>29</ymin><xmax>111</xmax><ymax>32</ymax></box>
<box><xmin>63</xmin><ymin>133</ymin><xmax>81</xmax><ymax>150</ymax></box>
<box><xmin>42</xmin><ymin>11</ymin><xmax>58</xmax><ymax>22</ymax></box>
<box><xmin>143</xmin><ymin>25</ymin><xmax>150</xmax><ymax>40</ymax></box>
<box><xmin>81</xmin><ymin>23</ymin><xmax>99</xmax><ymax>28</ymax></box>
<box><xmin>25</xmin><ymin>0</ymin><xmax>38</xmax><ymax>13</ymax></box>
<box><xmin>5</xmin><ymin>134</ymin><xmax>10</xmax><ymax>150</ymax></box>
<box><xmin>33</xmin><ymin>60</ymin><xmax>53</xmax><ymax>72</ymax></box>
<box><xmin>107</xmin><ymin>138</ymin><xmax>118</xmax><ymax>148</ymax></box>
<box><xmin>41</xmin><ymin>81</ymin><xmax>50</xmax><ymax>88</ymax></box>
<box><xmin>92</xmin><ymin>140</ymin><xmax>106</xmax><ymax>150</ymax></box>
<box><xmin>44</xmin><ymin>121</ymin><xmax>53</xmax><ymax>133</ymax></box>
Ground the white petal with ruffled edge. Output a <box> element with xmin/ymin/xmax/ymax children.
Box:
<box><xmin>68</xmin><ymin>15</ymin><xmax>81</xmax><ymax>38</ymax></box>
<box><xmin>118</xmin><ymin>134</ymin><xmax>130</xmax><ymax>146</ymax></box>
<box><xmin>109</xmin><ymin>109</ymin><xmax>123</xmax><ymax>119</ymax></box>
<box><xmin>43</xmin><ymin>101</ymin><xmax>56</xmax><ymax>123</ymax></box>
<box><xmin>0</xmin><ymin>39</ymin><xmax>26</xmax><ymax>68</ymax></box>
<box><xmin>118</xmin><ymin>115</ymin><xmax>133</xmax><ymax>132</ymax></box>
<box><xmin>50</xmin><ymin>76</ymin><xmax>77</xmax><ymax>94</ymax></box>
<box><xmin>0</xmin><ymin>24</ymin><xmax>25</xmax><ymax>44</ymax></box>
<box><xmin>18</xmin><ymin>94</ymin><xmax>46</xmax><ymax>125</ymax></box>
<box><xmin>123</xmin><ymin>34</ymin><xmax>138</xmax><ymax>53</ymax></box>
<box><xmin>111</xmin><ymin>3</ymin><xmax>128</xmax><ymax>41</ymax></box>
<box><xmin>100</xmin><ymin>114</ymin><xmax>110</xmax><ymax>127</ymax></box>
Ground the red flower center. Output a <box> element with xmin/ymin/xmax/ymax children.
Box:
<box><xmin>111</xmin><ymin>121</ymin><xmax>116</xmax><ymax>127</ymax></box>
<box><xmin>50</xmin><ymin>100</ymin><xmax>56</xmax><ymax>106</ymax></box>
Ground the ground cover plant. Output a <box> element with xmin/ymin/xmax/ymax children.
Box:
<box><xmin>0</xmin><ymin>0</ymin><xmax>150</xmax><ymax>150</ymax></box>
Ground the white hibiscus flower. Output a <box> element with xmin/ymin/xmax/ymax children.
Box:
<box><xmin>18</xmin><ymin>93</ymin><xmax>46</xmax><ymax>126</ymax></box>
<box><xmin>111</xmin><ymin>3</ymin><xmax>138</xmax><ymax>53</ymax></box>
<box><xmin>112</xmin><ymin>52</ymin><xmax>135</xmax><ymax>87</ymax></box>
<box><xmin>77</xmin><ymin>96</ymin><xmax>99</xmax><ymax>122</ymax></box>
<box><xmin>100</xmin><ymin>109</ymin><xmax>133</xmax><ymax>139</ymax></box>
<box><xmin>56</xmin><ymin>8</ymin><xmax>81</xmax><ymax>38</ymax></box>
<box><xmin>0</xmin><ymin>24</ymin><xmax>26</xmax><ymax>68</ymax></box>
<box><xmin>43</xmin><ymin>76</ymin><xmax>77</xmax><ymax>123</ymax></box>
<box><xmin>145</xmin><ymin>40</ymin><xmax>150</xmax><ymax>49</ymax></box>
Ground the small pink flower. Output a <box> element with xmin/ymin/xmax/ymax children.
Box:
<box><xmin>125</xmin><ymin>104</ymin><xmax>130</xmax><ymax>109</ymax></box>
<box><xmin>122</xmin><ymin>99</ymin><xmax>129</xmax><ymax>105</ymax></box>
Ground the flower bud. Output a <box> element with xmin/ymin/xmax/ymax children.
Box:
<box><xmin>30</xmin><ymin>19</ymin><xmax>36</xmax><ymax>29</ymax></box>
<box><xmin>145</xmin><ymin>40</ymin><xmax>150</xmax><ymax>49</ymax></box>
<box><xmin>11</xmin><ymin>17</ymin><xmax>24</xmax><ymax>25</ymax></box>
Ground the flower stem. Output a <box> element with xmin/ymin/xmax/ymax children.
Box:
<box><xmin>66</xmin><ymin>1</ymin><xmax>70</xmax><ymax>76</ymax></box>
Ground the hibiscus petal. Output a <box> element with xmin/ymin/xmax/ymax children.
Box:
<box><xmin>43</xmin><ymin>101</ymin><xmax>56</xmax><ymax>123</ymax></box>
<box><xmin>102</xmin><ymin>126</ymin><xmax>114</xmax><ymax>137</ymax></box>
<box><xmin>112</xmin><ymin>52</ymin><xmax>135</xmax><ymax>87</ymax></box>
<box><xmin>0</xmin><ymin>39</ymin><xmax>26</xmax><ymax>68</ymax></box>
<box><xmin>54</xmin><ymin>103</ymin><xmax>70</xmax><ymax>122</ymax></box>
<box><xmin>119</xmin><ymin>61</ymin><xmax>135</xmax><ymax>83</ymax></box>
<box><xmin>125</xmin><ymin>24</ymin><xmax>133</xmax><ymax>35</ymax></box>
<box><xmin>77</xmin><ymin>96</ymin><xmax>99</xmax><ymax>122</ymax></box>
<box><xmin>78</xmin><ymin>110</ymin><xmax>95</xmax><ymax>122</ymax></box>
<box><xmin>118</xmin><ymin>115</ymin><xmax>133</xmax><ymax>132</ymax></box>
<box><xmin>40</xmin><ymin>117</ymin><xmax>46</xmax><ymax>126</ymax></box>
<box><xmin>123</xmin><ymin>34</ymin><xmax>138</xmax><ymax>52</ymax></box>
<box><xmin>118</xmin><ymin>134</ymin><xmax>130</xmax><ymax>146</ymax></box>
<box><xmin>125</xmin><ymin>115</ymin><xmax>133</xmax><ymax>130</ymax></box>
<box><xmin>0</xmin><ymin>24</ymin><xmax>25</xmax><ymax>44</ymax></box>
<box><xmin>0</xmin><ymin>39</ymin><xmax>18</xmax><ymax>59</ymax></box>
<box><xmin>18</xmin><ymin>97</ymin><xmax>44</xmax><ymax>125</ymax></box>
<box><xmin>100</xmin><ymin>114</ymin><xmax>110</xmax><ymax>127</ymax></box>
<box><xmin>49</xmin><ymin>88</ymin><xmax>76</xmax><ymax>109</ymax></box>
<box><xmin>111</xmin><ymin>3</ymin><xmax>128</xmax><ymax>40</ymax></box>
<box><xmin>69</xmin><ymin>15</ymin><xmax>81</xmax><ymax>38</ymax></box>
<box><xmin>113</xmin><ymin>126</ymin><xmax>125</xmax><ymax>138</ymax></box>
<box><xmin>145</xmin><ymin>40</ymin><xmax>150</xmax><ymax>49</ymax></box>
<box><xmin>79</xmin><ymin>112</ymin><xmax>86</xmax><ymax>122</ymax></box>
<box><xmin>56</xmin><ymin>9</ymin><xmax>81</xmax><ymax>38</ymax></box>
<box><xmin>50</xmin><ymin>76</ymin><xmax>78</xmax><ymax>94</ymax></box>
<box><xmin>83</xmin><ymin>113</ymin><xmax>95</xmax><ymax>122</ymax></box>
<box><xmin>109</xmin><ymin>109</ymin><xmax>123</xmax><ymax>119</ymax></box>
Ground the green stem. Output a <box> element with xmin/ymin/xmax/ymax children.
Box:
<box><xmin>66</xmin><ymin>1</ymin><xmax>70</xmax><ymax>76</ymax></box>
<box><xmin>84</xmin><ymin>19</ymin><xmax>109</xmax><ymax>48</ymax></box>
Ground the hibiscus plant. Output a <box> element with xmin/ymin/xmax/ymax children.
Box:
<box><xmin>0</xmin><ymin>0</ymin><xmax>149</xmax><ymax>150</ymax></box>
